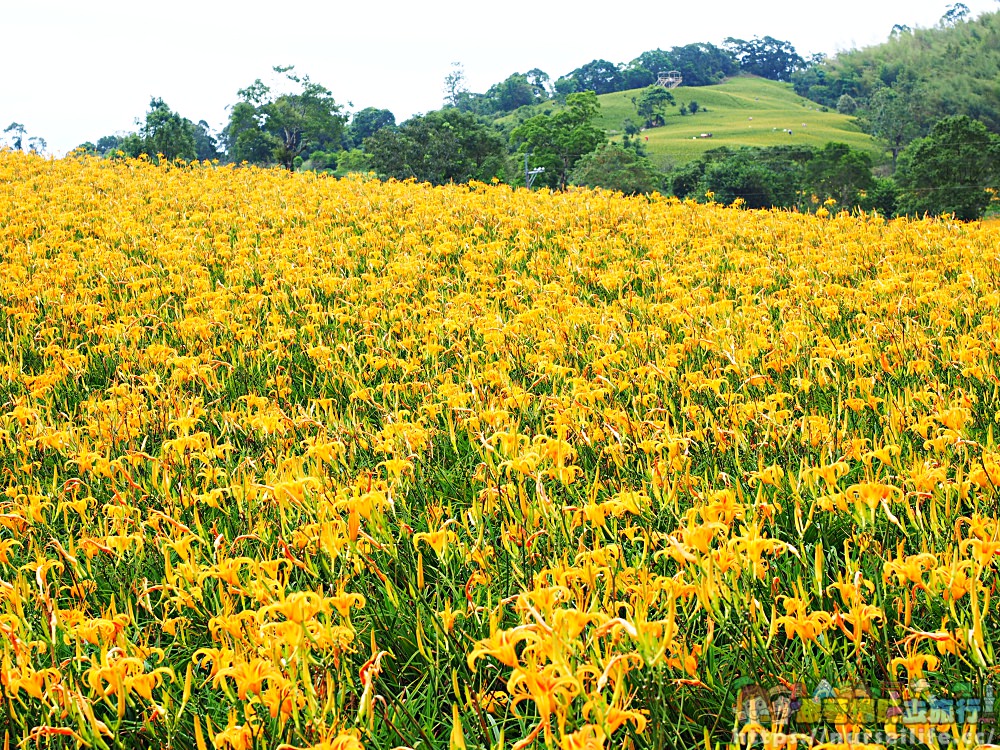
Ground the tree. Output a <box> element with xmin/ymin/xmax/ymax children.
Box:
<box><xmin>115</xmin><ymin>134</ymin><xmax>145</xmax><ymax>159</ymax></box>
<box><xmin>525</xmin><ymin>69</ymin><xmax>551</xmax><ymax>99</ymax></box>
<box><xmin>668</xmin><ymin>146</ymin><xmax>810</xmax><ymax>209</ymax></box>
<box><xmin>140</xmin><ymin>99</ymin><xmax>198</xmax><ymax>161</ymax></box>
<box><xmin>566</xmin><ymin>59</ymin><xmax>623</xmax><ymax>95</ymax></box>
<box><xmin>836</xmin><ymin>94</ymin><xmax>858</xmax><ymax>115</ymax></box>
<box><xmin>630</xmin><ymin>49</ymin><xmax>674</xmax><ymax>77</ymax></box>
<box><xmin>266</xmin><ymin>68</ymin><xmax>346</xmax><ymax>169</ymax></box>
<box><xmin>668</xmin><ymin>43</ymin><xmax>737</xmax><ymax>86</ymax></box>
<box><xmin>724</xmin><ymin>36</ymin><xmax>804</xmax><ymax>82</ymax></box>
<box><xmin>224</xmin><ymin>67</ymin><xmax>346</xmax><ymax>169</ymax></box>
<box><xmin>895</xmin><ymin>114</ymin><xmax>1000</xmax><ymax>220</ymax></box>
<box><xmin>791</xmin><ymin>10</ymin><xmax>1000</xmax><ymax>130</ymax></box>
<box><xmin>347</xmin><ymin>108</ymin><xmax>396</xmax><ymax>147</ymax></box>
<box><xmin>224</xmin><ymin>100</ymin><xmax>275</xmax><ymax>164</ymax></box>
<box><xmin>3</xmin><ymin>123</ymin><xmax>26</xmax><ymax>151</ymax></box>
<box><xmin>857</xmin><ymin>176</ymin><xmax>899</xmax><ymax>216</ymax></box>
<box><xmin>635</xmin><ymin>86</ymin><xmax>675</xmax><ymax>128</ymax></box>
<box><xmin>510</xmin><ymin>92</ymin><xmax>605</xmax><ymax>190</ymax></box>
<box><xmin>335</xmin><ymin>149</ymin><xmax>372</xmax><ymax>175</ymax></box>
<box><xmin>444</xmin><ymin>62</ymin><xmax>471</xmax><ymax>109</ymax></box>
<box><xmin>804</xmin><ymin>142</ymin><xmax>875</xmax><ymax>207</ymax></box>
<box><xmin>570</xmin><ymin>143</ymin><xmax>662</xmax><ymax>195</ymax></box>
<box><xmin>364</xmin><ymin>109</ymin><xmax>509</xmax><ymax>185</ymax></box>
<box><xmin>483</xmin><ymin>73</ymin><xmax>539</xmax><ymax>113</ymax></box>
<box><xmin>941</xmin><ymin>3</ymin><xmax>971</xmax><ymax>26</ymax></box>
<box><xmin>864</xmin><ymin>80</ymin><xmax>926</xmax><ymax>168</ymax></box>
<box><xmin>702</xmin><ymin>151</ymin><xmax>801</xmax><ymax>209</ymax></box>
<box><xmin>623</xmin><ymin>49</ymin><xmax>673</xmax><ymax>89</ymax></box>
<box><xmin>553</xmin><ymin>76</ymin><xmax>578</xmax><ymax>99</ymax></box>
<box><xmin>87</xmin><ymin>134</ymin><xmax>123</xmax><ymax>156</ymax></box>
<box><xmin>193</xmin><ymin>120</ymin><xmax>220</xmax><ymax>161</ymax></box>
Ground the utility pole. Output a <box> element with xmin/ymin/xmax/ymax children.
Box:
<box><xmin>524</xmin><ymin>151</ymin><xmax>545</xmax><ymax>189</ymax></box>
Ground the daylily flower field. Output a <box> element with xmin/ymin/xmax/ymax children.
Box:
<box><xmin>1</xmin><ymin>151</ymin><xmax>1000</xmax><ymax>750</ymax></box>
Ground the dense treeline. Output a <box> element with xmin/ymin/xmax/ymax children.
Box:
<box><xmin>447</xmin><ymin>38</ymin><xmax>800</xmax><ymax>116</ymax></box>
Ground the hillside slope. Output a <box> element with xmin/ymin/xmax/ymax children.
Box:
<box><xmin>596</xmin><ymin>75</ymin><xmax>878</xmax><ymax>168</ymax></box>
<box><xmin>793</xmin><ymin>10</ymin><xmax>1000</xmax><ymax>133</ymax></box>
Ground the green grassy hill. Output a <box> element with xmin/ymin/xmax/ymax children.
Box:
<box><xmin>595</xmin><ymin>75</ymin><xmax>879</xmax><ymax>169</ymax></box>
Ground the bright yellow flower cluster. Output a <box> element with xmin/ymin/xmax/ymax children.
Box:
<box><xmin>1</xmin><ymin>150</ymin><xmax>999</xmax><ymax>749</ymax></box>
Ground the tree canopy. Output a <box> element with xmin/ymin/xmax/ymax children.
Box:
<box><xmin>570</xmin><ymin>143</ymin><xmax>662</xmax><ymax>195</ymax></box>
<box><xmin>140</xmin><ymin>98</ymin><xmax>198</xmax><ymax>161</ymax></box>
<box><xmin>723</xmin><ymin>36</ymin><xmax>804</xmax><ymax>82</ymax></box>
<box><xmin>364</xmin><ymin>109</ymin><xmax>509</xmax><ymax>185</ymax></box>
<box><xmin>347</xmin><ymin>108</ymin><xmax>396</xmax><ymax>148</ymax></box>
<box><xmin>224</xmin><ymin>67</ymin><xmax>346</xmax><ymax>169</ymax></box>
<box><xmin>635</xmin><ymin>86</ymin><xmax>675</xmax><ymax>128</ymax></box>
<box><xmin>562</xmin><ymin>60</ymin><xmax>624</xmax><ymax>96</ymax></box>
<box><xmin>511</xmin><ymin>92</ymin><xmax>605</xmax><ymax>190</ymax></box>
<box><xmin>895</xmin><ymin>115</ymin><xmax>1000</xmax><ymax>220</ymax></box>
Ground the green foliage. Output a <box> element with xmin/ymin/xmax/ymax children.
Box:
<box><xmin>723</xmin><ymin>36</ymin><xmax>804</xmax><ymax>82</ymax></box>
<box><xmin>549</xmin><ymin>43</ymin><xmax>735</xmax><ymax>102</ymax></box>
<box><xmin>805</xmin><ymin>142</ymin><xmax>875</xmax><ymax>206</ymax></box>
<box><xmin>192</xmin><ymin>120</ymin><xmax>221</xmax><ymax>161</ymax></box>
<box><xmin>563</xmin><ymin>59</ymin><xmax>623</xmax><ymax>95</ymax></box>
<box><xmin>305</xmin><ymin>150</ymin><xmax>337</xmax><ymax>171</ymax></box>
<box><xmin>635</xmin><ymin>86</ymin><xmax>675</xmax><ymax>128</ymax></box>
<box><xmin>553</xmin><ymin>76</ymin><xmax>577</xmax><ymax>100</ymax></box>
<box><xmin>857</xmin><ymin>176</ymin><xmax>899</xmax><ymax>216</ymax></box>
<box><xmin>941</xmin><ymin>2</ymin><xmax>971</xmax><ymax>26</ymax></box>
<box><xmin>443</xmin><ymin>62</ymin><xmax>470</xmax><ymax>109</ymax></box>
<box><xmin>793</xmin><ymin>10</ymin><xmax>1000</xmax><ymax>135</ymax></box>
<box><xmin>668</xmin><ymin>144</ymin><xmax>879</xmax><ymax>211</ymax></box>
<box><xmin>482</xmin><ymin>73</ymin><xmax>544</xmax><ymax>113</ymax></box>
<box><xmin>622</xmin><ymin>49</ymin><xmax>673</xmax><ymax>89</ymax></box>
<box><xmin>115</xmin><ymin>133</ymin><xmax>145</xmax><ymax>159</ymax></box>
<box><xmin>140</xmin><ymin>98</ymin><xmax>198</xmax><ymax>161</ymax></box>
<box><xmin>334</xmin><ymin>148</ymin><xmax>372</xmax><ymax>176</ymax></box>
<box><xmin>525</xmin><ymin>69</ymin><xmax>551</xmax><ymax>98</ymax></box>
<box><xmin>444</xmin><ymin>68</ymin><xmax>551</xmax><ymax>117</ymax></box>
<box><xmin>224</xmin><ymin>67</ymin><xmax>346</xmax><ymax>169</ymax></box>
<box><xmin>347</xmin><ymin>108</ymin><xmax>396</xmax><ymax>148</ymax></box>
<box><xmin>364</xmin><ymin>109</ymin><xmax>510</xmax><ymax>185</ymax></box>
<box><xmin>569</xmin><ymin>143</ymin><xmax>663</xmax><ymax>195</ymax></box>
<box><xmin>667</xmin><ymin>43</ymin><xmax>738</xmax><ymax>87</ymax></box>
<box><xmin>3</xmin><ymin>122</ymin><xmax>26</xmax><ymax>151</ymax></box>
<box><xmin>4</xmin><ymin>123</ymin><xmax>45</xmax><ymax>154</ymax></box>
<box><xmin>511</xmin><ymin>92</ymin><xmax>605</xmax><ymax>190</ymax></box>
<box><xmin>895</xmin><ymin>115</ymin><xmax>1000</xmax><ymax>220</ymax></box>
<box><xmin>861</xmin><ymin>77</ymin><xmax>929</xmax><ymax>167</ymax></box>
<box><xmin>701</xmin><ymin>149</ymin><xmax>803</xmax><ymax>208</ymax></box>
<box><xmin>94</xmin><ymin>135</ymin><xmax>124</xmax><ymax>155</ymax></box>
<box><xmin>225</xmin><ymin>100</ymin><xmax>275</xmax><ymax>165</ymax></box>
<box><xmin>836</xmin><ymin>94</ymin><xmax>857</xmax><ymax>115</ymax></box>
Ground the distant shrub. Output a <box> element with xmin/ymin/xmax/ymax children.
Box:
<box><xmin>837</xmin><ymin>94</ymin><xmax>858</xmax><ymax>115</ymax></box>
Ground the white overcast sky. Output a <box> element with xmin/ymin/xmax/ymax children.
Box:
<box><xmin>2</xmin><ymin>0</ymin><xmax>998</xmax><ymax>155</ymax></box>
